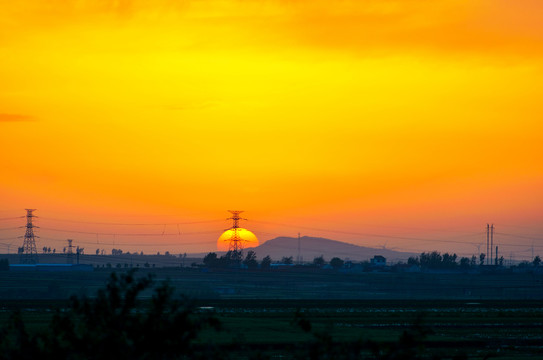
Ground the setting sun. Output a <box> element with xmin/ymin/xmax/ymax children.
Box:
<box><xmin>217</xmin><ymin>228</ymin><xmax>259</xmax><ymax>252</ymax></box>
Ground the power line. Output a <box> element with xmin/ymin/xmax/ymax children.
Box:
<box><xmin>38</xmin><ymin>217</ymin><xmax>224</xmax><ymax>226</ymax></box>
<box><xmin>29</xmin><ymin>226</ymin><xmax>543</xmax><ymax>251</ymax></box>
<box><xmin>252</xmin><ymin>223</ymin><xmax>543</xmax><ymax>254</ymax></box>
<box><xmin>495</xmin><ymin>232</ymin><xmax>543</xmax><ymax>241</ymax></box>
<box><xmin>0</xmin><ymin>216</ymin><xmax>24</xmax><ymax>221</ymax></box>
<box><xmin>37</xmin><ymin>235</ymin><xmax>218</xmax><ymax>247</ymax></box>
<box><xmin>39</xmin><ymin>227</ymin><xmax>223</xmax><ymax>237</ymax></box>
<box><xmin>3</xmin><ymin>210</ymin><xmax>541</xmax><ymax>259</ymax></box>
<box><xmin>251</xmin><ymin>220</ymin><xmax>483</xmax><ymax>246</ymax></box>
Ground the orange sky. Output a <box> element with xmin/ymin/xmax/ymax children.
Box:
<box><xmin>1</xmin><ymin>0</ymin><xmax>542</xmax><ymax>259</ymax></box>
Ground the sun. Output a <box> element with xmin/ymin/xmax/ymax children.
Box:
<box><xmin>217</xmin><ymin>228</ymin><xmax>259</xmax><ymax>252</ymax></box>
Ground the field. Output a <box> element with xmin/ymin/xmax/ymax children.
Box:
<box><xmin>1</xmin><ymin>268</ymin><xmax>542</xmax><ymax>359</ymax></box>
<box><xmin>196</xmin><ymin>300</ymin><xmax>543</xmax><ymax>359</ymax></box>
<box><xmin>1</xmin><ymin>267</ymin><xmax>543</xmax><ymax>300</ymax></box>
<box><xmin>1</xmin><ymin>299</ymin><xmax>542</xmax><ymax>359</ymax></box>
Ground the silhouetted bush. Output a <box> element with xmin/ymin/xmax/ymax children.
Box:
<box><xmin>0</xmin><ymin>271</ymin><xmax>220</xmax><ymax>360</ymax></box>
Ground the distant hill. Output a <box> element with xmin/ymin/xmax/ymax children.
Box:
<box><xmin>243</xmin><ymin>236</ymin><xmax>417</xmax><ymax>263</ymax></box>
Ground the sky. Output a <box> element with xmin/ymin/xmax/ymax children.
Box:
<box><xmin>1</xmin><ymin>0</ymin><xmax>542</xmax><ymax>260</ymax></box>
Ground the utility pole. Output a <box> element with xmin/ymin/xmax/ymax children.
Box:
<box><xmin>490</xmin><ymin>224</ymin><xmax>494</xmax><ymax>265</ymax></box>
<box><xmin>486</xmin><ymin>224</ymin><xmax>490</xmax><ymax>265</ymax></box>
<box><xmin>20</xmin><ymin>209</ymin><xmax>39</xmax><ymax>264</ymax></box>
<box><xmin>296</xmin><ymin>232</ymin><xmax>302</xmax><ymax>265</ymax></box>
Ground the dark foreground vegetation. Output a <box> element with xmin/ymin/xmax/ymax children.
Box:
<box><xmin>0</xmin><ymin>272</ymin><xmax>220</xmax><ymax>359</ymax></box>
<box><xmin>1</xmin><ymin>271</ymin><xmax>542</xmax><ymax>359</ymax></box>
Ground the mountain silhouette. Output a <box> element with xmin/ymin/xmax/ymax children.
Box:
<box><xmin>244</xmin><ymin>236</ymin><xmax>416</xmax><ymax>262</ymax></box>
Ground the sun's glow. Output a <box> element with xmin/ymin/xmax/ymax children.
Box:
<box><xmin>0</xmin><ymin>1</ymin><xmax>542</xmax><ymax>256</ymax></box>
<box><xmin>217</xmin><ymin>228</ymin><xmax>259</xmax><ymax>252</ymax></box>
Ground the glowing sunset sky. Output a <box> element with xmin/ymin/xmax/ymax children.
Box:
<box><xmin>1</xmin><ymin>0</ymin><xmax>542</xmax><ymax>258</ymax></box>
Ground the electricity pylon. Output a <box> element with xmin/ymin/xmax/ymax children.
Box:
<box><xmin>226</xmin><ymin>210</ymin><xmax>246</xmax><ymax>258</ymax></box>
<box><xmin>20</xmin><ymin>209</ymin><xmax>39</xmax><ymax>264</ymax></box>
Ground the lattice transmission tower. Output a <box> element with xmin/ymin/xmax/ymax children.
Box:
<box><xmin>226</xmin><ymin>210</ymin><xmax>247</xmax><ymax>256</ymax></box>
<box><xmin>20</xmin><ymin>209</ymin><xmax>39</xmax><ymax>264</ymax></box>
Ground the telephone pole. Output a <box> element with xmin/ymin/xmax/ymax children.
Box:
<box><xmin>486</xmin><ymin>224</ymin><xmax>490</xmax><ymax>265</ymax></box>
<box><xmin>20</xmin><ymin>209</ymin><xmax>39</xmax><ymax>264</ymax></box>
<box><xmin>490</xmin><ymin>224</ymin><xmax>494</xmax><ymax>265</ymax></box>
<box><xmin>296</xmin><ymin>232</ymin><xmax>302</xmax><ymax>264</ymax></box>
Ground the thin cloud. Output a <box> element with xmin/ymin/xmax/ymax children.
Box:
<box><xmin>0</xmin><ymin>113</ymin><xmax>34</xmax><ymax>122</ymax></box>
<box><xmin>3</xmin><ymin>1</ymin><xmax>542</xmax><ymax>59</ymax></box>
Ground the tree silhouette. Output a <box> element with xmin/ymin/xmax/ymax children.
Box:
<box><xmin>260</xmin><ymin>255</ymin><xmax>272</xmax><ymax>269</ymax></box>
<box><xmin>459</xmin><ymin>257</ymin><xmax>470</xmax><ymax>269</ymax></box>
<box><xmin>313</xmin><ymin>255</ymin><xmax>325</xmax><ymax>268</ymax></box>
<box><xmin>281</xmin><ymin>256</ymin><xmax>293</xmax><ymax>265</ymax></box>
<box><xmin>0</xmin><ymin>271</ymin><xmax>220</xmax><ymax>359</ymax></box>
<box><xmin>243</xmin><ymin>250</ymin><xmax>258</xmax><ymax>269</ymax></box>
<box><xmin>203</xmin><ymin>252</ymin><xmax>218</xmax><ymax>267</ymax></box>
<box><xmin>329</xmin><ymin>257</ymin><xmax>344</xmax><ymax>270</ymax></box>
<box><xmin>442</xmin><ymin>253</ymin><xmax>458</xmax><ymax>268</ymax></box>
<box><xmin>479</xmin><ymin>253</ymin><xmax>486</xmax><ymax>266</ymax></box>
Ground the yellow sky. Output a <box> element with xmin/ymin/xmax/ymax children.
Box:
<box><xmin>1</xmin><ymin>0</ymin><xmax>542</xmax><ymax>257</ymax></box>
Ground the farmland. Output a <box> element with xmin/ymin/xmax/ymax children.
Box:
<box><xmin>1</xmin><ymin>268</ymin><xmax>542</xmax><ymax>359</ymax></box>
<box><xmin>1</xmin><ymin>298</ymin><xmax>542</xmax><ymax>359</ymax></box>
<box><xmin>1</xmin><ymin>267</ymin><xmax>542</xmax><ymax>300</ymax></box>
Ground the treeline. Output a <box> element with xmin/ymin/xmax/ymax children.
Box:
<box><xmin>408</xmin><ymin>251</ymin><xmax>542</xmax><ymax>270</ymax></box>
<box><xmin>203</xmin><ymin>251</ymin><xmax>347</xmax><ymax>270</ymax></box>
<box><xmin>407</xmin><ymin>252</ymin><xmax>477</xmax><ymax>270</ymax></box>
<box><xmin>203</xmin><ymin>250</ymin><xmax>270</xmax><ymax>269</ymax></box>
<box><xmin>201</xmin><ymin>250</ymin><xmax>542</xmax><ymax>272</ymax></box>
